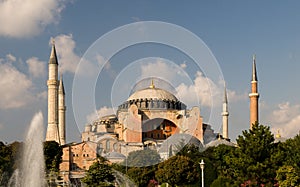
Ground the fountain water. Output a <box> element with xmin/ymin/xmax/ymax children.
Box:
<box><xmin>8</xmin><ymin>112</ymin><xmax>46</xmax><ymax>187</ymax></box>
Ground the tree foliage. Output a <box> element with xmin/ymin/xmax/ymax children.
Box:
<box><xmin>0</xmin><ymin>141</ymin><xmax>13</xmax><ymax>186</ymax></box>
<box><xmin>81</xmin><ymin>157</ymin><xmax>115</xmax><ymax>187</ymax></box>
<box><xmin>283</xmin><ymin>134</ymin><xmax>300</xmax><ymax>170</ymax></box>
<box><xmin>43</xmin><ymin>141</ymin><xmax>62</xmax><ymax>172</ymax></box>
<box><xmin>127</xmin><ymin>166</ymin><xmax>156</xmax><ymax>187</ymax></box>
<box><xmin>276</xmin><ymin>165</ymin><xmax>300</xmax><ymax>187</ymax></box>
<box><xmin>225</xmin><ymin>123</ymin><xmax>278</xmax><ymax>186</ymax></box>
<box><xmin>155</xmin><ymin>155</ymin><xmax>198</xmax><ymax>186</ymax></box>
<box><xmin>126</xmin><ymin>149</ymin><xmax>161</xmax><ymax>167</ymax></box>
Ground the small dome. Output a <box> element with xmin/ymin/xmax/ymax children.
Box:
<box><xmin>158</xmin><ymin>133</ymin><xmax>203</xmax><ymax>153</ymax></box>
<box><xmin>105</xmin><ymin>151</ymin><xmax>126</xmax><ymax>159</ymax></box>
<box><xmin>205</xmin><ymin>139</ymin><xmax>236</xmax><ymax>148</ymax></box>
<box><xmin>128</xmin><ymin>87</ymin><xmax>178</xmax><ymax>102</ymax></box>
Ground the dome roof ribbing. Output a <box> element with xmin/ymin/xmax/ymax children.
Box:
<box><xmin>127</xmin><ymin>82</ymin><xmax>178</xmax><ymax>101</ymax></box>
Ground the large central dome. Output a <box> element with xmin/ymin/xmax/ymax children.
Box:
<box><xmin>127</xmin><ymin>82</ymin><xmax>178</xmax><ymax>102</ymax></box>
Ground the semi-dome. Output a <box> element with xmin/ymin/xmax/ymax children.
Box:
<box><xmin>127</xmin><ymin>82</ymin><xmax>178</xmax><ymax>102</ymax></box>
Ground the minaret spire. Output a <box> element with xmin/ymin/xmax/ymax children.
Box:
<box><xmin>252</xmin><ymin>54</ymin><xmax>257</xmax><ymax>81</ymax></box>
<box><xmin>58</xmin><ymin>74</ymin><xmax>66</xmax><ymax>145</ymax></box>
<box><xmin>49</xmin><ymin>39</ymin><xmax>58</xmax><ymax>65</ymax></box>
<box><xmin>222</xmin><ymin>82</ymin><xmax>229</xmax><ymax>140</ymax></box>
<box><xmin>249</xmin><ymin>55</ymin><xmax>260</xmax><ymax>129</ymax></box>
<box><xmin>46</xmin><ymin>41</ymin><xmax>60</xmax><ymax>144</ymax></box>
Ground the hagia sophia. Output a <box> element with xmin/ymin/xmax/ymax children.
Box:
<box><xmin>45</xmin><ymin>42</ymin><xmax>259</xmax><ymax>182</ymax></box>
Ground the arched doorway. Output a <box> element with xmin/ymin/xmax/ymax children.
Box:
<box><xmin>142</xmin><ymin>118</ymin><xmax>178</xmax><ymax>140</ymax></box>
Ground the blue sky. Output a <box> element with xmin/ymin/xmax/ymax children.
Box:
<box><xmin>1</xmin><ymin>0</ymin><xmax>300</xmax><ymax>143</ymax></box>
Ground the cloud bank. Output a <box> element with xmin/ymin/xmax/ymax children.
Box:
<box><xmin>269</xmin><ymin>102</ymin><xmax>300</xmax><ymax>138</ymax></box>
<box><xmin>86</xmin><ymin>106</ymin><xmax>116</xmax><ymax>123</ymax></box>
<box><xmin>0</xmin><ymin>54</ymin><xmax>46</xmax><ymax>109</ymax></box>
<box><xmin>0</xmin><ymin>0</ymin><xmax>67</xmax><ymax>38</ymax></box>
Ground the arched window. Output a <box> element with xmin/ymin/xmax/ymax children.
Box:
<box><xmin>113</xmin><ymin>143</ymin><xmax>118</xmax><ymax>151</ymax></box>
<box><xmin>106</xmin><ymin>140</ymin><xmax>110</xmax><ymax>151</ymax></box>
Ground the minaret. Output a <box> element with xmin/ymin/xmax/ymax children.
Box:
<box><xmin>222</xmin><ymin>83</ymin><xmax>229</xmax><ymax>139</ymax></box>
<box><xmin>58</xmin><ymin>75</ymin><xmax>66</xmax><ymax>145</ymax></box>
<box><xmin>46</xmin><ymin>41</ymin><xmax>60</xmax><ymax>144</ymax></box>
<box><xmin>249</xmin><ymin>55</ymin><xmax>259</xmax><ymax>129</ymax></box>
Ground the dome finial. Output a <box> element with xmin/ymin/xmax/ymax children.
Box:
<box><xmin>275</xmin><ymin>129</ymin><xmax>281</xmax><ymax>138</ymax></box>
<box><xmin>149</xmin><ymin>79</ymin><xmax>155</xmax><ymax>89</ymax></box>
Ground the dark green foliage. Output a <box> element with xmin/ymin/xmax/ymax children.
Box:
<box><xmin>43</xmin><ymin>141</ymin><xmax>62</xmax><ymax>172</ymax></box>
<box><xmin>176</xmin><ymin>143</ymin><xmax>202</xmax><ymax>159</ymax></box>
<box><xmin>283</xmin><ymin>134</ymin><xmax>300</xmax><ymax>170</ymax></box>
<box><xmin>210</xmin><ymin>176</ymin><xmax>235</xmax><ymax>187</ymax></box>
<box><xmin>155</xmin><ymin>155</ymin><xmax>198</xmax><ymax>186</ymax></box>
<box><xmin>81</xmin><ymin>157</ymin><xmax>115</xmax><ymax>187</ymax></box>
<box><xmin>225</xmin><ymin>123</ymin><xmax>278</xmax><ymax>186</ymax></box>
<box><xmin>126</xmin><ymin>149</ymin><xmax>161</xmax><ymax>167</ymax></box>
<box><xmin>210</xmin><ymin>144</ymin><xmax>235</xmax><ymax>177</ymax></box>
<box><xmin>276</xmin><ymin>165</ymin><xmax>300</xmax><ymax>187</ymax></box>
<box><xmin>0</xmin><ymin>141</ymin><xmax>13</xmax><ymax>185</ymax></box>
<box><xmin>8</xmin><ymin>141</ymin><xmax>23</xmax><ymax>170</ymax></box>
<box><xmin>276</xmin><ymin>134</ymin><xmax>300</xmax><ymax>186</ymax></box>
<box><xmin>176</xmin><ymin>143</ymin><xmax>221</xmax><ymax>186</ymax></box>
<box><xmin>127</xmin><ymin>166</ymin><xmax>156</xmax><ymax>187</ymax></box>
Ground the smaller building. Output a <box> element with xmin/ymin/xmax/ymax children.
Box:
<box><xmin>59</xmin><ymin>141</ymin><xmax>99</xmax><ymax>184</ymax></box>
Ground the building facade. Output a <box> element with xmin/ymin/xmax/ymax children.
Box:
<box><xmin>81</xmin><ymin>81</ymin><xmax>217</xmax><ymax>159</ymax></box>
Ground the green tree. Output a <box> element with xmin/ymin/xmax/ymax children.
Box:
<box><xmin>126</xmin><ymin>149</ymin><xmax>161</xmax><ymax>167</ymax></box>
<box><xmin>127</xmin><ymin>166</ymin><xmax>155</xmax><ymax>187</ymax></box>
<box><xmin>43</xmin><ymin>141</ymin><xmax>62</xmax><ymax>172</ymax></box>
<box><xmin>176</xmin><ymin>143</ymin><xmax>202</xmax><ymax>159</ymax></box>
<box><xmin>81</xmin><ymin>157</ymin><xmax>115</xmax><ymax>187</ymax></box>
<box><xmin>226</xmin><ymin>123</ymin><xmax>278</xmax><ymax>186</ymax></box>
<box><xmin>176</xmin><ymin>143</ymin><xmax>227</xmax><ymax>186</ymax></box>
<box><xmin>203</xmin><ymin>144</ymin><xmax>236</xmax><ymax>186</ymax></box>
<box><xmin>155</xmin><ymin>155</ymin><xmax>198</xmax><ymax>186</ymax></box>
<box><xmin>210</xmin><ymin>176</ymin><xmax>235</xmax><ymax>187</ymax></box>
<box><xmin>8</xmin><ymin>141</ymin><xmax>23</xmax><ymax>170</ymax></box>
<box><xmin>276</xmin><ymin>165</ymin><xmax>300</xmax><ymax>187</ymax></box>
<box><xmin>283</xmin><ymin>134</ymin><xmax>300</xmax><ymax>170</ymax></box>
<box><xmin>0</xmin><ymin>142</ymin><xmax>13</xmax><ymax>186</ymax></box>
<box><xmin>210</xmin><ymin>144</ymin><xmax>235</xmax><ymax>178</ymax></box>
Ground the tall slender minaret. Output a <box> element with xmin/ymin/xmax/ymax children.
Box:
<box><xmin>46</xmin><ymin>41</ymin><xmax>60</xmax><ymax>144</ymax></box>
<box><xmin>249</xmin><ymin>55</ymin><xmax>259</xmax><ymax>129</ymax></box>
<box><xmin>222</xmin><ymin>83</ymin><xmax>229</xmax><ymax>139</ymax></box>
<box><xmin>58</xmin><ymin>75</ymin><xmax>66</xmax><ymax>145</ymax></box>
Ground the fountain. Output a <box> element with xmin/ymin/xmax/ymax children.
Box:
<box><xmin>8</xmin><ymin>112</ymin><xmax>46</xmax><ymax>187</ymax></box>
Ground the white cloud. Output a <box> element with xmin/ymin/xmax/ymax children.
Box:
<box><xmin>176</xmin><ymin>71</ymin><xmax>247</xmax><ymax>108</ymax></box>
<box><xmin>139</xmin><ymin>60</ymin><xmax>246</xmax><ymax>108</ymax></box>
<box><xmin>0</xmin><ymin>54</ymin><xmax>48</xmax><ymax>109</ymax></box>
<box><xmin>53</xmin><ymin>34</ymin><xmax>98</xmax><ymax>75</ymax></box>
<box><xmin>37</xmin><ymin>91</ymin><xmax>48</xmax><ymax>100</ymax></box>
<box><xmin>26</xmin><ymin>57</ymin><xmax>46</xmax><ymax>77</ymax></box>
<box><xmin>6</xmin><ymin>54</ymin><xmax>16</xmax><ymax>62</ymax></box>
<box><xmin>0</xmin><ymin>0</ymin><xmax>67</xmax><ymax>38</ymax></box>
<box><xmin>140</xmin><ymin>59</ymin><xmax>177</xmax><ymax>81</ymax></box>
<box><xmin>269</xmin><ymin>102</ymin><xmax>300</xmax><ymax>138</ymax></box>
<box><xmin>0</xmin><ymin>63</ymin><xmax>34</xmax><ymax>109</ymax></box>
<box><xmin>96</xmin><ymin>54</ymin><xmax>116</xmax><ymax>78</ymax></box>
<box><xmin>86</xmin><ymin>106</ymin><xmax>116</xmax><ymax>123</ymax></box>
<box><xmin>53</xmin><ymin>34</ymin><xmax>80</xmax><ymax>73</ymax></box>
<box><xmin>176</xmin><ymin>71</ymin><xmax>218</xmax><ymax>107</ymax></box>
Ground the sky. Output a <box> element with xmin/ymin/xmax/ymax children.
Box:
<box><xmin>1</xmin><ymin>0</ymin><xmax>300</xmax><ymax>143</ymax></box>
